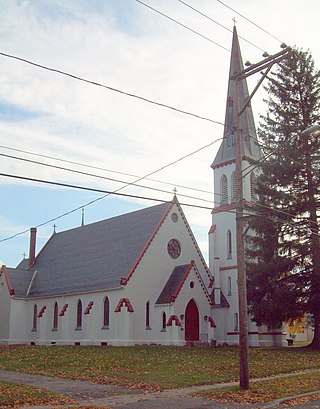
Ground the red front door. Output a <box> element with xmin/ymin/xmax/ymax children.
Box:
<box><xmin>185</xmin><ymin>299</ymin><xmax>199</xmax><ymax>341</ymax></box>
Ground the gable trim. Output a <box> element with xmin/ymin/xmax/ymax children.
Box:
<box><xmin>114</xmin><ymin>298</ymin><xmax>134</xmax><ymax>313</ymax></box>
<box><xmin>1</xmin><ymin>265</ymin><xmax>15</xmax><ymax>296</ymax></box>
<box><xmin>193</xmin><ymin>263</ymin><xmax>213</xmax><ymax>305</ymax></box>
<box><xmin>59</xmin><ymin>304</ymin><xmax>68</xmax><ymax>317</ymax></box>
<box><xmin>211</xmin><ymin>155</ymin><xmax>259</xmax><ymax>171</ymax></box>
<box><xmin>175</xmin><ymin>202</ymin><xmax>213</xmax><ymax>282</ymax></box>
<box><xmin>212</xmin><ymin>199</ymin><xmax>254</xmax><ymax>214</ymax></box>
<box><xmin>28</xmin><ymin>233</ymin><xmax>55</xmax><ymax>270</ymax></box>
<box><xmin>37</xmin><ymin>306</ymin><xmax>46</xmax><ymax>317</ymax></box>
<box><xmin>211</xmin><ymin>158</ymin><xmax>235</xmax><ymax>170</ymax></box>
<box><xmin>156</xmin><ymin>261</ymin><xmax>213</xmax><ymax>306</ymax></box>
<box><xmin>167</xmin><ymin>315</ymin><xmax>182</xmax><ymax>327</ymax></box>
<box><xmin>120</xmin><ymin>201</ymin><xmax>173</xmax><ymax>286</ymax></box>
<box><xmin>212</xmin><ymin>203</ymin><xmax>237</xmax><ymax>214</ymax></box>
<box><xmin>208</xmin><ymin>317</ymin><xmax>217</xmax><ymax>328</ymax></box>
<box><xmin>208</xmin><ymin>224</ymin><xmax>217</xmax><ymax>234</ymax></box>
<box><xmin>219</xmin><ymin>265</ymin><xmax>238</xmax><ymax>272</ymax></box>
<box><xmin>170</xmin><ymin>261</ymin><xmax>194</xmax><ymax>303</ymax></box>
<box><xmin>84</xmin><ymin>301</ymin><xmax>94</xmax><ymax>315</ymax></box>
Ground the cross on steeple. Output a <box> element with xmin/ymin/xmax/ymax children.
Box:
<box><xmin>232</xmin><ymin>17</ymin><xmax>237</xmax><ymax>27</ymax></box>
<box><xmin>53</xmin><ymin>224</ymin><xmax>57</xmax><ymax>233</ymax></box>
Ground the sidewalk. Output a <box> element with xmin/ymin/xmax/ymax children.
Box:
<box><xmin>1</xmin><ymin>369</ymin><xmax>320</xmax><ymax>409</ymax></box>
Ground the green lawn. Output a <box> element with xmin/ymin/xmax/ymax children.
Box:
<box><xmin>0</xmin><ymin>345</ymin><xmax>320</xmax><ymax>391</ymax></box>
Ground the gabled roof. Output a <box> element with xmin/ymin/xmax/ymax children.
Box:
<box><xmin>156</xmin><ymin>261</ymin><xmax>212</xmax><ymax>305</ymax></box>
<box><xmin>212</xmin><ymin>26</ymin><xmax>262</xmax><ymax>169</ymax></box>
<box><xmin>156</xmin><ymin>263</ymin><xmax>192</xmax><ymax>304</ymax></box>
<box><xmin>211</xmin><ymin>291</ymin><xmax>230</xmax><ymax>308</ymax></box>
<box><xmin>16</xmin><ymin>258</ymin><xmax>29</xmax><ymax>270</ymax></box>
<box><xmin>8</xmin><ymin>201</ymin><xmax>172</xmax><ymax>297</ymax></box>
<box><xmin>5</xmin><ymin>268</ymin><xmax>34</xmax><ymax>297</ymax></box>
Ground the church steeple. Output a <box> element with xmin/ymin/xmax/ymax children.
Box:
<box><xmin>211</xmin><ymin>26</ymin><xmax>261</xmax><ymax>169</ymax></box>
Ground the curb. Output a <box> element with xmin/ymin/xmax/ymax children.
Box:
<box><xmin>263</xmin><ymin>390</ymin><xmax>320</xmax><ymax>408</ymax></box>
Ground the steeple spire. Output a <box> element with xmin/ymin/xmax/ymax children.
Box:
<box><xmin>212</xmin><ymin>26</ymin><xmax>261</xmax><ymax>169</ymax></box>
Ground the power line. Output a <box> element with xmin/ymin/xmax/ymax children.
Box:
<box><xmin>0</xmin><ymin>144</ymin><xmax>215</xmax><ymax>196</ymax></box>
<box><xmin>176</xmin><ymin>0</ymin><xmax>265</xmax><ymax>53</ymax></box>
<box><xmin>136</xmin><ymin>0</ymin><xmax>230</xmax><ymax>52</ymax></box>
<box><xmin>2</xmin><ymin>171</ymin><xmax>319</xmax><ymax>244</ymax></box>
<box><xmin>12</xmin><ymin>144</ymin><xmax>310</xmax><ymax>231</ymax></box>
<box><xmin>216</xmin><ymin>0</ymin><xmax>284</xmax><ymax>44</ymax></box>
<box><xmin>0</xmin><ymin>139</ymin><xmax>218</xmax><ymax>243</ymax></box>
<box><xmin>241</xmin><ymin>133</ymin><xmax>297</xmax><ymax>178</ymax></box>
<box><xmin>241</xmin><ymin>132</ymin><xmax>320</xmax><ymax>182</ymax></box>
<box><xmin>0</xmin><ymin>152</ymin><xmax>215</xmax><ymax>205</ymax></box>
<box><xmin>0</xmin><ymin>51</ymin><xmax>224</xmax><ymax>127</ymax></box>
<box><xmin>0</xmin><ymin>172</ymin><xmax>215</xmax><ymax>215</ymax></box>
<box><xmin>3</xmin><ymin>136</ymin><xmax>318</xmax><ymax>241</ymax></box>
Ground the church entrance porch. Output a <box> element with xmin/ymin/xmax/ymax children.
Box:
<box><xmin>185</xmin><ymin>299</ymin><xmax>199</xmax><ymax>342</ymax></box>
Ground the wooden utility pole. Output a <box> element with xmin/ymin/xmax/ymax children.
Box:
<box><xmin>234</xmin><ymin>111</ymin><xmax>249</xmax><ymax>389</ymax></box>
<box><xmin>232</xmin><ymin>46</ymin><xmax>291</xmax><ymax>390</ymax></box>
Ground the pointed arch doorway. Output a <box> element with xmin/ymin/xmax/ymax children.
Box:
<box><xmin>185</xmin><ymin>299</ymin><xmax>199</xmax><ymax>342</ymax></box>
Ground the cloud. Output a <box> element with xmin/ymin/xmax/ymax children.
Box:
<box><xmin>1</xmin><ymin>0</ymin><xmax>320</xmax><ymax>267</ymax></box>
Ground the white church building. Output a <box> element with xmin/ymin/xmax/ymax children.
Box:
<box><xmin>0</xmin><ymin>27</ymin><xmax>284</xmax><ymax>347</ymax></box>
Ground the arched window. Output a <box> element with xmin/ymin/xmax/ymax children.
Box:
<box><xmin>231</xmin><ymin>171</ymin><xmax>237</xmax><ymax>202</ymax></box>
<box><xmin>220</xmin><ymin>174</ymin><xmax>228</xmax><ymax>204</ymax></box>
<box><xmin>250</xmin><ymin>172</ymin><xmax>258</xmax><ymax>201</ymax></box>
<box><xmin>53</xmin><ymin>302</ymin><xmax>58</xmax><ymax>330</ymax></box>
<box><xmin>162</xmin><ymin>312</ymin><xmax>166</xmax><ymax>331</ymax></box>
<box><xmin>103</xmin><ymin>296</ymin><xmax>110</xmax><ymax>328</ymax></box>
<box><xmin>32</xmin><ymin>304</ymin><xmax>37</xmax><ymax>331</ymax></box>
<box><xmin>227</xmin><ymin>229</ymin><xmax>232</xmax><ymax>259</ymax></box>
<box><xmin>76</xmin><ymin>300</ymin><xmax>82</xmax><ymax>329</ymax></box>
<box><xmin>146</xmin><ymin>301</ymin><xmax>150</xmax><ymax>329</ymax></box>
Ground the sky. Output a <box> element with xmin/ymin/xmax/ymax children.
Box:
<box><xmin>0</xmin><ymin>0</ymin><xmax>319</xmax><ymax>267</ymax></box>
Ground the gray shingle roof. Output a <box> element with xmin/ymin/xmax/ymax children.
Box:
<box><xmin>6</xmin><ymin>268</ymin><xmax>34</xmax><ymax>297</ymax></box>
<box><xmin>16</xmin><ymin>259</ymin><xmax>29</xmax><ymax>270</ymax></box>
<box><xmin>9</xmin><ymin>202</ymin><xmax>171</xmax><ymax>297</ymax></box>
<box><xmin>156</xmin><ymin>264</ymin><xmax>191</xmax><ymax>304</ymax></box>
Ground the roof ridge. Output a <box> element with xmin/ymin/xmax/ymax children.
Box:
<box><xmin>120</xmin><ymin>201</ymin><xmax>173</xmax><ymax>286</ymax></box>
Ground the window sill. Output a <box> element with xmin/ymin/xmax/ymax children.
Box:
<box><xmin>146</xmin><ymin>326</ymin><xmax>152</xmax><ymax>330</ymax></box>
<box><xmin>75</xmin><ymin>327</ymin><xmax>82</xmax><ymax>331</ymax></box>
<box><xmin>51</xmin><ymin>328</ymin><xmax>58</xmax><ymax>332</ymax></box>
<box><xmin>101</xmin><ymin>326</ymin><xmax>110</xmax><ymax>330</ymax></box>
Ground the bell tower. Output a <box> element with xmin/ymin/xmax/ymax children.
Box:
<box><xmin>209</xmin><ymin>26</ymin><xmax>262</xmax><ymax>344</ymax></box>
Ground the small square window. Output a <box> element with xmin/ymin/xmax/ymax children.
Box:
<box><xmin>234</xmin><ymin>313</ymin><xmax>239</xmax><ymax>332</ymax></box>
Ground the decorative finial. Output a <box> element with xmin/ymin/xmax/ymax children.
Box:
<box><xmin>53</xmin><ymin>224</ymin><xmax>57</xmax><ymax>233</ymax></box>
<box><xmin>81</xmin><ymin>208</ymin><xmax>85</xmax><ymax>226</ymax></box>
<box><xmin>232</xmin><ymin>17</ymin><xmax>237</xmax><ymax>27</ymax></box>
<box><xmin>23</xmin><ymin>252</ymin><xmax>26</xmax><ymax>259</ymax></box>
<box><xmin>173</xmin><ymin>187</ymin><xmax>177</xmax><ymax>195</ymax></box>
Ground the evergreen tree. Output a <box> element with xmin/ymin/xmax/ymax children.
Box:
<box><xmin>246</xmin><ymin>48</ymin><xmax>320</xmax><ymax>348</ymax></box>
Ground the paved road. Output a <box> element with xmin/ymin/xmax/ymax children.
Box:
<box><xmin>1</xmin><ymin>370</ymin><xmax>320</xmax><ymax>409</ymax></box>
